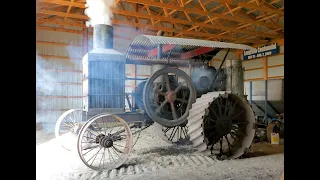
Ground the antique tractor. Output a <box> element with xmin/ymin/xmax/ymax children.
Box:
<box><xmin>55</xmin><ymin>24</ymin><xmax>256</xmax><ymax>171</ymax></box>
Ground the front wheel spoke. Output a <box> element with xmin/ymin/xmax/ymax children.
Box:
<box><xmin>89</xmin><ymin>147</ymin><xmax>103</xmax><ymax>166</ymax></box>
<box><xmin>107</xmin><ymin>148</ymin><xmax>116</xmax><ymax>164</ymax></box>
<box><xmin>83</xmin><ymin>145</ymin><xmax>100</xmax><ymax>155</ymax></box>
<box><xmin>86</xmin><ymin>130</ymin><xmax>99</xmax><ymax>137</ymax></box>
<box><xmin>82</xmin><ymin>136</ymin><xmax>96</xmax><ymax>141</ymax></box>
<box><xmin>95</xmin><ymin>121</ymin><xmax>103</xmax><ymax>135</ymax></box>
<box><xmin>99</xmin><ymin>148</ymin><xmax>106</xmax><ymax>168</ymax></box>
<box><xmin>111</xmin><ymin>147</ymin><xmax>123</xmax><ymax>162</ymax></box>
<box><xmin>112</xmin><ymin>146</ymin><xmax>124</xmax><ymax>154</ymax></box>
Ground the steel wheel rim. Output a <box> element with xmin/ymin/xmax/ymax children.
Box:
<box><xmin>77</xmin><ymin>114</ymin><xmax>133</xmax><ymax>171</ymax></box>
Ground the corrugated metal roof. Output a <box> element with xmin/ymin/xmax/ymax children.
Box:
<box><xmin>126</xmin><ymin>35</ymin><xmax>254</xmax><ymax>60</ymax></box>
<box><xmin>129</xmin><ymin>35</ymin><xmax>254</xmax><ymax>49</ymax></box>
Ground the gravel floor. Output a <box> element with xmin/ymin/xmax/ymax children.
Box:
<box><xmin>36</xmin><ymin>125</ymin><xmax>284</xmax><ymax>180</ymax></box>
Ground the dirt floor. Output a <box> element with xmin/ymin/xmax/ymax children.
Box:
<box><xmin>36</xmin><ymin>124</ymin><xmax>284</xmax><ymax>180</ymax></box>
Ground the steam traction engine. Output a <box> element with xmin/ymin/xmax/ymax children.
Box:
<box><xmin>55</xmin><ymin>24</ymin><xmax>256</xmax><ymax>171</ymax></box>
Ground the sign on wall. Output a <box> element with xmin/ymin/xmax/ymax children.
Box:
<box><xmin>243</xmin><ymin>43</ymin><xmax>279</xmax><ymax>60</ymax></box>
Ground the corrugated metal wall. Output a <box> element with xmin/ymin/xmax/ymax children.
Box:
<box><xmin>36</xmin><ymin>29</ymin><xmax>83</xmax><ymax>131</ymax></box>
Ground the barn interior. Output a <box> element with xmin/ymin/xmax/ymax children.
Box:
<box><xmin>36</xmin><ymin>0</ymin><xmax>284</xmax><ymax>180</ymax></box>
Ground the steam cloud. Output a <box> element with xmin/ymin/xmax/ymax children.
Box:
<box><xmin>36</xmin><ymin>53</ymin><xmax>56</xmax><ymax>124</ymax></box>
<box><xmin>36</xmin><ymin>54</ymin><xmax>55</xmax><ymax>95</ymax></box>
<box><xmin>85</xmin><ymin>0</ymin><xmax>115</xmax><ymax>27</ymax></box>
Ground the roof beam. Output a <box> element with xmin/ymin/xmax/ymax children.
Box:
<box><xmin>214</xmin><ymin>0</ymin><xmax>283</xmax><ymax>12</ymax></box>
<box><xmin>64</xmin><ymin>0</ymin><xmax>75</xmax><ymax>20</ymax></box>
<box><xmin>238</xmin><ymin>2</ymin><xmax>284</xmax><ymax>16</ymax></box>
<box><xmin>37</xmin><ymin>9</ymin><xmax>89</xmax><ymax>20</ymax></box>
<box><xmin>113</xmin><ymin>9</ymin><xmax>281</xmax><ymax>39</ymax></box>
<box><xmin>111</xmin><ymin>19</ymin><xmax>265</xmax><ymax>44</ymax></box>
<box><xmin>36</xmin><ymin>0</ymin><xmax>85</xmax><ymax>8</ymax></box>
<box><xmin>121</xmin><ymin>0</ymin><xmax>279</xmax><ymax>29</ymax></box>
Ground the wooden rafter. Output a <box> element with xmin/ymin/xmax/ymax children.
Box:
<box><xmin>120</xmin><ymin>0</ymin><xmax>280</xmax><ymax>29</ymax></box>
<box><xmin>113</xmin><ymin>9</ymin><xmax>281</xmax><ymax>39</ymax></box>
<box><xmin>37</xmin><ymin>9</ymin><xmax>88</xmax><ymax>20</ymax></box>
<box><xmin>36</xmin><ymin>0</ymin><xmax>284</xmax><ymax>45</ymax></box>
<box><xmin>64</xmin><ymin>0</ymin><xmax>75</xmax><ymax>20</ymax></box>
<box><xmin>36</xmin><ymin>0</ymin><xmax>85</xmax><ymax>8</ymax></box>
<box><xmin>112</xmin><ymin>19</ymin><xmax>266</xmax><ymax>44</ymax></box>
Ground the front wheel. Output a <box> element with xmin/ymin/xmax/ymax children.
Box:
<box><xmin>77</xmin><ymin>114</ymin><xmax>133</xmax><ymax>171</ymax></box>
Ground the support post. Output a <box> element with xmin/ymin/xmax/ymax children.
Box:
<box><xmin>263</xmin><ymin>57</ymin><xmax>268</xmax><ymax>124</ymax></box>
<box><xmin>249</xmin><ymin>81</ymin><xmax>253</xmax><ymax>105</ymax></box>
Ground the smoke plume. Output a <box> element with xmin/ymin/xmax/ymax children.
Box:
<box><xmin>85</xmin><ymin>0</ymin><xmax>115</xmax><ymax>27</ymax></box>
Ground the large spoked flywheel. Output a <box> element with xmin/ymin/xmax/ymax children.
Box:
<box><xmin>143</xmin><ymin>67</ymin><xmax>196</xmax><ymax>127</ymax></box>
<box><xmin>187</xmin><ymin>92</ymin><xmax>255</xmax><ymax>159</ymax></box>
<box><xmin>77</xmin><ymin>114</ymin><xmax>133</xmax><ymax>171</ymax></box>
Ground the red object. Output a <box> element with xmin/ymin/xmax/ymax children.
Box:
<box><xmin>148</xmin><ymin>44</ymin><xmax>175</xmax><ymax>57</ymax></box>
<box><xmin>180</xmin><ymin>47</ymin><xmax>214</xmax><ymax>60</ymax></box>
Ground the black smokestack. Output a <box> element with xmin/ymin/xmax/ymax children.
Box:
<box><xmin>93</xmin><ymin>24</ymin><xmax>113</xmax><ymax>49</ymax></box>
